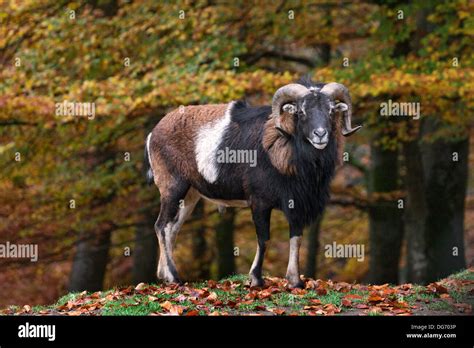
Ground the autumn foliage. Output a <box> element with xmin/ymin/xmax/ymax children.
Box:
<box><xmin>0</xmin><ymin>0</ymin><xmax>473</xmax><ymax>309</ymax></box>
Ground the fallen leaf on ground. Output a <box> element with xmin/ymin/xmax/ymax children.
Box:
<box><xmin>268</xmin><ymin>308</ymin><xmax>285</xmax><ymax>315</ymax></box>
<box><xmin>160</xmin><ymin>301</ymin><xmax>173</xmax><ymax>311</ymax></box>
<box><xmin>368</xmin><ymin>295</ymin><xmax>384</xmax><ymax>303</ymax></box>
<box><xmin>207</xmin><ymin>292</ymin><xmax>218</xmax><ymax>301</ymax></box>
<box><xmin>342</xmin><ymin>298</ymin><xmax>352</xmax><ymax>307</ymax></box>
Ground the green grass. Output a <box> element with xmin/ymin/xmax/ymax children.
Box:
<box><xmin>221</xmin><ymin>274</ymin><xmax>249</xmax><ymax>283</ymax></box>
<box><xmin>401</xmin><ymin>268</ymin><xmax>474</xmax><ymax>313</ymax></box>
<box><xmin>236</xmin><ymin>299</ymin><xmax>269</xmax><ymax>312</ymax></box>
<box><xmin>404</xmin><ymin>291</ymin><xmax>436</xmax><ymax>306</ymax></box>
<box><xmin>271</xmin><ymin>292</ymin><xmax>303</xmax><ymax>309</ymax></box>
<box><xmin>450</xmin><ymin>268</ymin><xmax>474</xmax><ymax>281</ymax></box>
<box><xmin>55</xmin><ymin>292</ymin><xmax>82</xmax><ymax>307</ymax></box>
<box><xmin>7</xmin><ymin>269</ymin><xmax>471</xmax><ymax>316</ymax></box>
<box><xmin>427</xmin><ymin>300</ymin><xmax>456</xmax><ymax>313</ymax></box>
<box><xmin>102</xmin><ymin>297</ymin><xmax>162</xmax><ymax>316</ymax></box>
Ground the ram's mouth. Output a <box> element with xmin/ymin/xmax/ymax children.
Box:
<box><xmin>307</xmin><ymin>138</ymin><xmax>328</xmax><ymax>150</ymax></box>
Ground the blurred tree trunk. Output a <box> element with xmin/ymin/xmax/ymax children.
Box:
<box><xmin>70</xmin><ymin>148</ymin><xmax>116</xmax><ymax>292</ymax></box>
<box><xmin>403</xmin><ymin>122</ymin><xmax>469</xmax><ymax>283</ymax></box>
<box><xmin>403</xmin><ymin>138</ymin><xmax>429</xmax><ymax>283</ymax></box>
<box><xmin>69</xmin><ymin>229</ymin><xmax>112</xmax><ymax>292</ymax></box>
<box><xmin>132</xmin><ymin>209</ymin><xmax>158</xmax><ymax>284</ymax></box>
<box><xmin>215</xmin><ymin>208</ymin><xmax>236</xmax><ymax>279</ymax></box>
<box><xmin>192</xmin><ymin>200</ymin><xmax>211</xmax><ymax>279</ymax></box>
<box><xmin>305</xmin><ymin>214</ymin><xmax>323</xmax><ymax>279</ymax></box>
<box><xmin>319</xmin><ymin>4</ymin><xmax>331</xmax><ymax>66</ymax></box>
<box><xmin>87</xmin><ymin>0</ymin><xmax>118</xmax><ymax>16</ymax></box>
<box><xmin>400</xmin><ymin>9</ymin><xmax>430</xmax><ymax>283</ymax></box>
<box><xmin>422</xmin><ymin>119</ymin><xmax>468</xmax><ymax>281</ymax></box>
<box><xmin>319</xmin><ymin>43</ymin><xmax>331</xmax><ymax>66</ymax></box>
<box><xmin>368</xmin><ymin>144</ymin><xmax>403</xmax><ymax>284</ymax></box>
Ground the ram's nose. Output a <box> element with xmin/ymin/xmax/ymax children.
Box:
<box><xmin>313</xmin><ymin>128</ymin><xmax>327</xmax><ymax>138</ymax></box>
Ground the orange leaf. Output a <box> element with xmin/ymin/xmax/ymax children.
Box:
<box><xmin>372</xmin><ymin>284</ymin><xmax>389</xmax><ymax>291</ymax></box>
<box><xmin>344</xmin><ymin>294</ymin><xmax>363</xmax><ymax>300</ymax></box>
<box><xmin>169</xmin><ymin>305</ymin><xmax>184</xmax><ymax>316</ymax></box>
<box><xmin>207</xmin><ymin>292</ymin><xmax>218</xmax><ymax>301</ymax></box>
<box><xmin>316</xmin><ymin>287</ymin><xmax>327</xmax><ymax>296</ymax></box>
<box><xmin>342</xmin><ymin>298</ymin><xmax>352</xmax><ymax>307</ymax></box>
<box><xmin>160</xmin><ymin>301</ymin><xmax>173</xmax><ymax>311</ymax></box>
<box><xmin>368</xmin><ymin>295</ymin><xmax>384</xmax><ymax>303</ymax></box>
<box><xmin>268</xmin><ymin>308</ymin><xmax>285</xmax><ymax>315</ymax></box>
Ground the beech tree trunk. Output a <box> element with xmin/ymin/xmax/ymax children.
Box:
<box><xmin>403</xmin><ymin>138</ymin><xmax>429</xmax><ymax>284</ymax></box>
<box><xmin>305</xmin><ymin>214</ymin><xmax>323</xmax><ymax>279</ymax></box>
<box><xmin>422</xmin><ymin>119</ymin><xmax>468</xmax><ymax>281</ymax></box>
<box><xmin>191</xmin><ymin>200</ymin><xmax>211</xmax><ymax>280</ymax></box>
<box><xmin>132</xmin><ymin>209</ymin><xmax>158</xmax><ymax>284</ymax></box>
<box><xmin>368</xmin><ymin>144</ymin><xmax>403</xmax><ymax>284</ymax></box>
<box><xmin>69</xmin><ymin>229</ymin><xmax>112</xmax><ymax>292</ymax></box>
<box><xmin>215</xmin><ymin>208</ymin><xmax>236</xmax><ymax>279</ymax></box>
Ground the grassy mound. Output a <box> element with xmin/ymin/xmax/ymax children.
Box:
<box><xmin>3</xmin><ymin>269</ymin><xmax>473</xmax><ymax>316</ymax></box>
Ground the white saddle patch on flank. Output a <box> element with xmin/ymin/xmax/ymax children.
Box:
<box><xmin>195</xmin><ymin>102</ymin><xmax>235</xmax><ymax>183</ymax></box>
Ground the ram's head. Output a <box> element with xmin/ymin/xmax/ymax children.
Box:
<box><xmin>272</xmin><ymin>83</ymin><xmax>362</xmax><ymax>149</ymax></box>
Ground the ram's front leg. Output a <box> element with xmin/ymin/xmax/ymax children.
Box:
<box><xmin>286</xmin><ymin>227</ymin><xmax>304</xmax><ymax>288</ymax></box>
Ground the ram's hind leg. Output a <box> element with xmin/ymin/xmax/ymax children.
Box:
<box><xmin>249</xmin><ymin>207</ymin><xmax>271</xmax><ymax>287</ymax></box>
<box><xmin>155</xmin><ymin>186</ymin><xmax>200</xmax><ymax>284</ymax></box>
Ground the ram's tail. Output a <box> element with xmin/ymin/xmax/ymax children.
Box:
<box><xmin>144</xmin><ymin>133</ymin><xmax>154</xmax><ymax>185</ymax></box>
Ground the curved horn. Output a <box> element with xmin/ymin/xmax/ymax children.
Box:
<box><xmin>271</xmin><ymin>83</ymin><xmax>309</xmax><ymax>129</ymax></box>
<box><xmin>320</xmin><ymin>82</ymin><xmax>362</xmax><ymax>137</ymax></box>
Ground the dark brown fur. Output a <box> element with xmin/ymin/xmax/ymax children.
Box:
<box><xmin>149</xmin><ymin>104</ymin><xmax>229</xmax><ymax>195</ymax></box>
<box><xmin>262</xmin><ymin>114</ymin><xmax>297</xmax><ymax>176</ymax></box>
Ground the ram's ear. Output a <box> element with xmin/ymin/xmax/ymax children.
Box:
<box><xmin>334</xmin><ymin>102</ymin><xmax>348</xmax><ymax>112</ymax></box>
<box><xmin>282</xmin><ymin>103</ymin><xmax>297</xmax><ymax>115</ymax></box>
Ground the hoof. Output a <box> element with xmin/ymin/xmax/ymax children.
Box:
<box><xmin>160</xmin><ymin>277</ymin><xmax>182</xmax><ymax>285</ymax></box>
<box><xmin>157</xmin><ymin>270</ymin><xmax>181</xmax><ymax>285</ymax></box>
<box><xmin>249</xmin><ymin>275</ymin><xmax>265</xmax><ymax>288</ymax></box>
<box><xmin>286</xmin><ymin>276</ymin><xmax>304</xmax><ymax>289</ymax></box>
